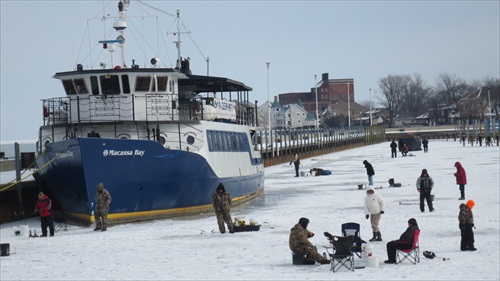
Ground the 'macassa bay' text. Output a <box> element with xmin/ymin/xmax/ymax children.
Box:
<box><xmin>103</xmin><ymin>149</ymin><xmax>145</xmax><ymax>157</ymax></box>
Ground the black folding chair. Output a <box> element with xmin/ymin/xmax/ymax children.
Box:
<box><xmin>53</xmin><ymin>210</ymin><xmax>67</xmax><ymax>233</ymax></box>
<box><xmin>325</xmin><ymin>235</ymin><xmax>355</xmax><ymax>272</ymax></box>
<box><xmin>341</xmin><ymin>222</ymin><xmax>366</xmax><ymax>258</ymax></box>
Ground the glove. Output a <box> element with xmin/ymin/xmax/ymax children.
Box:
<box><xmin>380</xmin><ymin>211</ymin><xmax>384</xmax><ymax>214</ymax></box>
<box><xmin>417</xmin><ymin>188</ymin><xmax>421</xmax><ymax>193</ymax></box>
<box><xmin>459</xmin><ymin>224</ymin><xmax>466</xmax><ymax>231</ymax></box>
<box><xmin>365</xmin><ymin>214</ymin><xmax>369</xmax><ymax>219</ymax></box>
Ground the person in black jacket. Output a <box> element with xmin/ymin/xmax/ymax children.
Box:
<box><xmin>384</xmin><ymin>218</ymin><xmax>420</xmax><ymax>264</ymax></box>
<box><xmin>390</xmin><ymin>140</ymin><xmax>398</xmax><ymax>158</ymax></box>
<box><xmin>363</xmin><ymin>160</ymin><xmax>375</xmax><ymax>186</ymax></box>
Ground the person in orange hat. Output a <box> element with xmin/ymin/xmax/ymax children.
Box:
<box><xmin>458</xmin><ymin>200</ymin><xmax>476</xmax><ymax>251</ymax></box>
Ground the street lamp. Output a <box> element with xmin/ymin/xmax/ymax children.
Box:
<box><xmin>347</xmin><ymin>82</ymin><xmax>351</xmax><ymax>127</ymax></box>
<box><xmin>369</xmin><ymin>88</ymin><xmax>373</xmax><ymax>126</ymax></box>
<box><xmin>206</xmin><ymin>57</ymin><xmax>210</xmax><ymax>76</ymax></box>
<box><xmin>488</xmin><ymin>87</ymin><xmax>492</xmax><ymax>136</ymax></box>
<box><xmin>266</xmin><ymin>62</ymin><xmax>272</xmax><ymax>154</ymax></box>
<box><xmin>314</xmin><ymin>75</ymin><xmax>319</xmax><ymax>130</ymax></box>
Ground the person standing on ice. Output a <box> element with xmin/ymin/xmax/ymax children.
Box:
<box><xmin>454</xmin><ymin>162</ymin><xmax>467</xmax><ymax>200</ymax></box>
<box><xmin>34</xmin><ymin>192</ymin><xmax>55</xmax><ymax>237</ymax></box>
<box><xmin>364</xmin><ymin>186</ymin><xmax>385</xmax><ymax>241</ymax></box>
<box><xmin>211</xmin><ymin>183</ymin><xmax>234</xmax><ymax>234</ymax></box>
<box><xmin>416</xmin><ymin>169</ymin><xmax>435</xmax><ymax>212</ymax></box>
<box><xmin>289</xmin><ymin>217</ymin><xmax>330</xmax><ymax>265</ymax></box>
<box><xmin>390</xmin><ymin>140</ymin><xmax>398</xmax><ymax>158</ymax></box>
<box><xmin>94</xmin><ymin>183</ymin><xmax>112</xmax><ymax>231</ymax></box>
<box><xmin>289</xmin><ymin>149</ymin><xmax>301</xmax><ymax>177</ymax></box>
<box><xmin>458</xmin><ymin>200</ymin><xmax>477</xmax><ymax>251</ymax></box>
<box><xmin>363</xmin><ymin>160</ymin><xmax>375</xmax><ymax>186</ymax></box>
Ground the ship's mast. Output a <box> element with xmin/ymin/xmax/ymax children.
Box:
<box><xmin>99</xmin><ymin>0</ymin><xmax>129</xmax><ymax>68</ymax></box>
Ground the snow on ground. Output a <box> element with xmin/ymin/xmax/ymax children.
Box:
<box><xmin>1</xmin><ymin>139</ymin><xmax>499</xmax><ymax>280</ymax></box>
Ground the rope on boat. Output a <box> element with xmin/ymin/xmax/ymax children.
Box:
<box><xmin>0</xmin><ymin>147</ymin><xmax>69</xmax><ymax>192</ymax></box>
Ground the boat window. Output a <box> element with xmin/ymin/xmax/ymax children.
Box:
<box><xmin>74</xmin><ymin>78</ymin><xmax>89</xmax><ymax>94</ymax></box>
<box><xmin>91</xmin><ymin>76</ymin><xmax>99</xmax><ymax>95</ymax></box>
<box><xmin>135</xmin><ymin>76</ymin><xmax>151</xmax><ymax>92</ymax></box>
<box><xmin>62</xmin><ymin>79</ymin><xmax>77</xmax><ymax>95</ymax></box>
<box><xmin>100</xmin><ymin>75</ymin><xmax>120</xmax><ymax>95</ymax></box>
<box><xmin>157</xmin><ymin>76</ymin><xmax>168</xmax><ymax>92</ymax></box>
<box><xmin>121</xmin><ymin>75</ymin><xmax>131</xmax><ymax>94</ymax></box>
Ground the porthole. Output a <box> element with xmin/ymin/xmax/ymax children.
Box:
<box><xmin>159</xmin><ymin>136</ymin><xmax>166</xmax><ymax>145</ymax></box>
<box><xmin>186</xmin><ymin>135</ymin><xmax>195</xmax><ymax>145</ymax></box>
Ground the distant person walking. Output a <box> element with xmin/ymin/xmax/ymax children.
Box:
<box><xmin>390</xmin><ymin>140</ymin><xmax>398</xmax><ymax>158</ymax></box>
<box><xmin>458</xmin><ymin>200</ymin><xmax>476</xmax><ymax>251</ymax></box>
<box><xmin>94</xmin><ymin>183</ymin><xmax>112</xmax><ymax>231</ymax></box>
<box><xmin>34</xmin><ymin>192</ymin><xmax>54</xmax><ymax>237</ymax></box>
<box><xmin>212</xmin><ymin>183</ymin><xmax>234</xmax><ymax>234</ymax></box>
<box><xmin>290</xmin><ymin>149</ymin><xmax>300</xmax><ymax>177</ymax></box>
<box><xmin>363</xmin><ymin>160</ymin><xmax>375</xmax><ymax>186</ymax></box>
<box><xmin>416</xmin><ymin>169</ymin><xmax>434</xmax><ymax>212</ymax></box>
<box><xmin>454</xmin><ymin>162</ymin><xmax>467</xmax><ymax>200</ymax></box>
<box><xmin>364</xmin><ymin>186</ymin><xmax>385</xmax><ymax>241</ymax></box>
<box><xmin>422</xmin><ymin>138</ymin><xmax>429</xmax><ymax>153</ymax></box>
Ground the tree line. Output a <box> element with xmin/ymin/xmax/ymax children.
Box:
<box><xmin>375</xmin><ymin>73</ymin><xmax>499</xmax><ymax>127</ymax></box>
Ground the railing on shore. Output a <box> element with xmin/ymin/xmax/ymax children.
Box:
<box><xmin>256</xmin><ymin>125</ymin><xmax>386</xmax><ymax>167</ymax></box>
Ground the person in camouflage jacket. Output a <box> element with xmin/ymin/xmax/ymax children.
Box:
<box><xmin>289</xmin><ymin>217</ymin><xmax>329</xmax><ymax>265</ymax></box>
<box><xmin>94</xmin><ymin>183</ymin><xmax>112</xmax><ymax>231</ymax></box>
<box><xmin>458</xmin><ymin>200</ymin><xmax>476</xmax><ymax>251</ymax></box>
<box><xmin>211</xmin><ymin>183</ymin><xmax>234</xmax><ymax>234</ymax></box>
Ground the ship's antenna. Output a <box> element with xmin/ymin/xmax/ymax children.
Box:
<box><xmin>98</xmin><ymin>0</ymin><xmax>129</xmax><ymax>68</ymax></box>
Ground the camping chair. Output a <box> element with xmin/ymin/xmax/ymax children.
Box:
<box><xmin>396</xmin><ymin>229</ymin><xmax>420</xmax><ymax>264</ymax></box>
<box><xmin>341</xmin><ymin>222</ymin><xmax>366</xmax><ymax>258</ymax></box>
<box><xmin>53</xmin><ymin>210</ymin><xmax>67</xmax><ymax>233</ymax></box>
<box><xmin>325</xmin><ymin>235</ymin><xmax>355</xmax><ymax>272</ymax></box>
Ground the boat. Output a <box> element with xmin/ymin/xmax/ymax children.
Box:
<box><xmin>34</xmin><ymin>0</ymin><xmax>265</xmax><ymax>225</ymax></box>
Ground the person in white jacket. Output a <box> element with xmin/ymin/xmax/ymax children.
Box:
<box><xmin>364</xmin><ymin>185</ymin><xmax>385</xmax><ymax>242</ymax></box>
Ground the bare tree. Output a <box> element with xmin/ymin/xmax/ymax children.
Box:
<box><xmin>481</xmin><ymin>76</ymin><xmax>500</xmax><ymax>118</ymax></box>
<box><xmin>377</xmin><ymin>74</ymin><xmax>411</xmax><ymax>127</ymax></box>
<box><xmin>404</xmin><ymin>73</ymin><xmax>432</xmax><ymax>116</ymax></box>
<box><xmin>435</xmin><ymin>73</ymin><xmax>473</xmax><ymax>111</ymax></box>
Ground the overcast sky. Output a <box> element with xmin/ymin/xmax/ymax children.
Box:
<box><xmin>1</xmin><ymin>0</ymin><xmax>499</xmax><ymax>142</ymax></box>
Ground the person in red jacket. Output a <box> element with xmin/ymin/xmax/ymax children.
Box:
<box><xmin>454</xmin><ymin>162</ymin><xmax>467</xmax><ymax>200</ymax></box>
<box><xmin>34</xmin><ymin>192</ymin><xmax>54</xmax><ymax>237</ymax></box>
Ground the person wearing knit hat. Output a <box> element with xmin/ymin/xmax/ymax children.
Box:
<box><xmin>363</xmin><ymin>160</ymin><xmax>375</xmax><ymax>186</ymax></box>
<box><xmin>458</xmin><ymin>200</ymin><xmax>476</xmax><ymax>251</ymax></box>
<box><xmin>384</xmin><ymin>218</ymin><xmax>420</xmax><ymax>264</ymax></box>
<box><xmin>364</xmin><ymin>185</ymin><xmax>385</xmax><ymax>242</ymax></box>
<box><xmin>416</xmin><ymin>169</ymin><xmax>435</xmax><ymax>212</ymax></box>
<box><xmin>289</xmin><ymin>217</ymin><xmax>330</xmax><ymax>265</ymax></box>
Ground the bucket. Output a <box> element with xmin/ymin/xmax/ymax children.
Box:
<box><xmin>300</xmin><ymin>171</ymin><xmax>306</xmax><ymax>177</ymax></box>
<box><xmin>358</xmin><ymin>184</ymin><xmax>364</xmax><ymax>190</ymax></box>
<box><xmin>19</xmin><ymin>225</ymin><xmax>29</xmax><ymax>237</ymax></box>
<box><xmin>368</xmin><ymin>256</ymin><xmax>379</xmax><ymax>267</ymax></box>
<box><xmin>0</xmin><ymin>243</ymin><xmax>10</xmax><ymax>256</ymax></box>
<box><xmin>362</xmin><ymin>244</ymin><xmax>373</xmax><ymax>259</ymax></box>
<box><xmin>311</xmin><ymin>171</ymin><xmax>316</xmax><ymax>176</ymax></box>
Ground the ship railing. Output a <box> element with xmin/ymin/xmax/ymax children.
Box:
<box><xmin>42</xmin><ymin>94</ymin><xmax>257</xmax><ymax>125</ymax></box>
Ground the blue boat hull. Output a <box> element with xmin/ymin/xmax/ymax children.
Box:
<box><xmin>35</xmin><ymin>138</ymin><xmax>264</xmax><ymax>224</ymax></box>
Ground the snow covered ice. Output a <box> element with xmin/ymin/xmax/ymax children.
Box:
<box><xmin>1</xmin><ymin>139</ymin><xmax>499</xmax><ymax>280</ymax></box>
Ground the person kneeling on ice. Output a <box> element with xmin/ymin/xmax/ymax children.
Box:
<box><xmin>289</xmin><ymin>217</ymin><xmax>330</xmax><ymax>265</ymax></box>
<box><xmin>384</xmin><ymin>218</ymin><xmax>419</xmax><ymax>264</ymax></box>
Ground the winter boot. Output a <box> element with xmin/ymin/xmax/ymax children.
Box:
<box><xmin>369</xmin><ymin>232</ymin><xmax>377</xmax><ymax>242</ymax></box>
<box><xmin>376</xmin><ymin>231</ymin><xmax>383</xmax><ymax>241</ymax></box>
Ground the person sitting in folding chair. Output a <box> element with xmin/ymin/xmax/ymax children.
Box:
<box><xmin>384</xmin><ymin>218</ymin><xmax>419</xmax><ymax>264</ymax></box>
<box><xmin>289</xmin><ymin>217</ymin><xmax>330</xmax><ymax>265</ymax></box>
